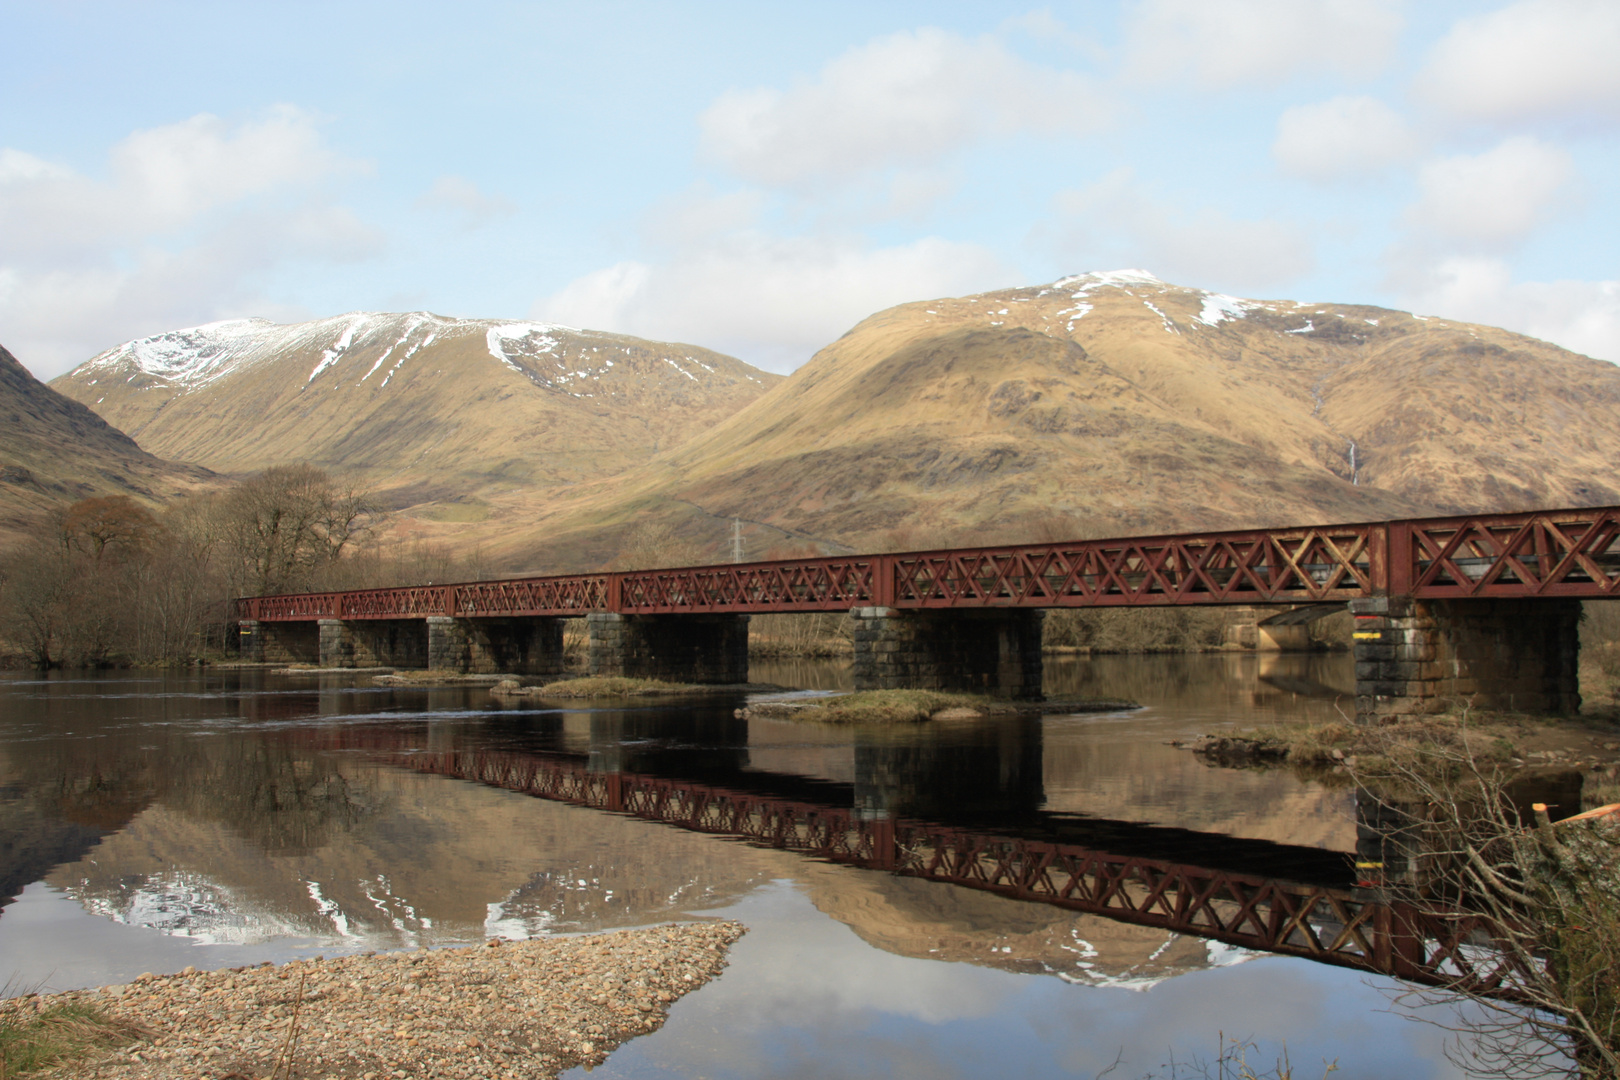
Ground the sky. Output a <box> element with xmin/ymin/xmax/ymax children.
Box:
<box><xmin>2</xmin><ymin>0</ymin><xmax>1617</xmax><ymax>380</ymax></box>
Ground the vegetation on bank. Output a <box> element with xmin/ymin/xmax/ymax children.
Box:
<box><xmin>0</xmin><ymin>995</ymin><xmax>141</xmax><ymax>1078</ymax></box>
<box><xmin>1179</xmin><ymin>645</ymin><xmax>1620</xmax><ymax>1077</ymax></box>
<box><xmin>742</xmin><ymin>689</ymin><xmax>1016</xmax><ymax>724</ymax></box>
<box><xmin>371</xmin><ymin>670</ymin><xmax>506</xmax><ymax>686</ymax></box>
<box><xmin>1372</xmin><ymin>749</ymin><xmax>1620</xmax><ymax>1078</ymax></box>
<box><xmin>1183</xmin><ymin>640</ymin><xmax>1620</xmax><ymax>792</ymax></box>
<box><xmin>741</xmin><ymin>690</ymin><xmax>1138</xmax><ymax>723</ymax></box>
<box><xmin>748</xmin><ymin>612</ymin><xmax>854</xmax><ymax>657</ymax></box>
<box><xmin>0</xmin><ymin>466</ymin><xmax>494</xmax><ymax>668</ymax></box>
<box><xmin>492</xmin><ymin>676</ymin><xmax>706</xmax><ymax>699</ymax></box>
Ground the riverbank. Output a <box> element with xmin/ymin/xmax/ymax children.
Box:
<box><xmin>13</xmin><ymin>921</ymin><xmax>743</xmax><ymax>1080</ymax></box>
<box><xmin>738</xmin><ymin>689</ymin><xmax>1139</xmax><ymax>724</ymax></box>
<box><xmin>489</xmin><ymin>675</ymin><xmax>753</xmax><ymax>699</ymax></box>
<box><xmin>1176</xmin><ymin>666</ymin><xmax>1620</xmax><ymax>808</ymax></box>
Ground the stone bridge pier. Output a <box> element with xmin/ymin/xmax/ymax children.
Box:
<box><xmin>850</xmin><ymin>607</ymin><xmax>1044</xmax><ymax>700</ymax></box>
<box><xmin>586</xmin><ymin>613</ymin><xmax>749</xmax><ymax>683</ymax></box>
<box><xmin>425</xmin><ymin>617</ymin><xmax>567</xmax><ymax>676</ymax></box>
<box><xmin>1349</xmin><ymin>597</ymin><xmax>1582</xmax><ymax>724</ymax></box>
<box><xmin>318</xmin><ymin>619</ymin><xmax>431</xmax><ymax>669</ymax></box>
<box><xmin>237</xmin><ymin>619</ymin><xmax>319</xmax><ymax>665</ymax></box>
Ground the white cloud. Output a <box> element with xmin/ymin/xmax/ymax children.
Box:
<box><xmin>1272</xmin><ymin>95</ymin><xmax>1418</xmax><ymax>181</ymax></box>
<box><xmin>416</xmin><ymin>175</ymin><xmax>516</xmax><ymax>230</ymax></box>
<box><xmin>536</xmin><ymin>232</ymin><xmax>1009</xmax><ymax>371</ymax></box>
<box><xmin>699</xmin><ymin>27</ymin><xmax>1110</xmax><ymax>188</ymax></box>
<box><xmin>638</xmin><ymin>185</ymin><xmax>767</xmax><ymax>249</ymax></box>
<box><xmin>1122</xmin><ymin>0</ymin><xmax>1403</xmax><ymax>89</ymax></box>
<box><xmin>1397</xmin><ymin>256</ymin><xmax>1620</xmax><ymax>363</ymax></box>
<box><xmin>0</xmin><ymin>107</ymin><xmax>379</xmax><ymax>378</ymax></box>
<box><xmin>1</xmin><ymin>106</ymin><xmax>352</xmax><ymax>262</ymax></box>
<box><xmin>0</xmin><ymin>149</ymin><xmax>73</xmax><ymax>184</ymax></box>
<box><xmin>1416</xmin><ymin>0</ymin><xmax>1620</xmax><ymax>122</ymax></box>
<box><xmin>1051</xmin><ymin>168</ymin><xmax>1313</xmax><ymax>293</ymax></box>
<box><xmin>1409</xmin><ymin>136</ymin><xmax>1574</xmax><ymax>244</ymax></box>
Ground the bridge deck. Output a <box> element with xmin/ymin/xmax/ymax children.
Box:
<box><xmin>240</xmin><ymin>505</ymin><xmax>1620</xmax><ymax>621</ymax></box>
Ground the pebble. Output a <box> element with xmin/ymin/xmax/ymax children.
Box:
<box><xmin>17</xmin><ymin>921</ymin><xmax>744</xmax><ymax>1080</ymax></box>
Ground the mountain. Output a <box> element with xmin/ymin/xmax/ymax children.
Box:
<box><xmin>46</xmin><ymin>277</ymin><xmax>1620</xmax><ymax>573</ymax></box>
<box><xmin>0</xmin><ymin>343</ymin><xmax>213</xmax><ymax>544</ymax></box>
<box><xmin>50</xmin><ymin>313</ymin><xmax>781</xmax><ymax>533</ymax></box>
<box><xmin>504</xmin><ymin>270</ymin><xmax>1620</xmax><ymax>570</ymax></box>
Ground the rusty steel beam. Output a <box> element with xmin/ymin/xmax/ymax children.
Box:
<box><xmin>357</xmin><ymin>743</ymin><xmax>1529</xmax><ymax>992</ymax></box>
<box><xmin>235</xmin><ymin>505</ymin><xmax>1620</xmax><ymax>620</ymax></box>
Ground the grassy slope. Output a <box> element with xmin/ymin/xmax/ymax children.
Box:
<box><xmin>497</xmin><ymin>280</ymin><xmax>1620</xmax><ymax>571</ymax></box>
<box><xmin>0</xmin><ymin>345</ymin><xmax>215</xmax><ymax>545</ymax></box>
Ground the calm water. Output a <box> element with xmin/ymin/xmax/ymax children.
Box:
<box><xmin>0</xmin><ymin>654</ymin><xmax>1470</xmax><ymax>1078</ymax></box>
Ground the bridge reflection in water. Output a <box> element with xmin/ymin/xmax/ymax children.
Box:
<box><xmin>297</xmin><ymin>714</ymin><xmax>1528</xmax><ymax>995</ymax></box>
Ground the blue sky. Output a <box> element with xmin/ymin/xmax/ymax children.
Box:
<box><xmin>3</xmin><ymin>0</ymin><xmax>1617</xmax><ymax>379</ymax></box>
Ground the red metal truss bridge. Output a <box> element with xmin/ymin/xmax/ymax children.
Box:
<box><xmin>239</xmin><ymin>505</ymin><xmax>1620</xmax><ymax>621</ymax></box>
<box><xmin>345</xmin><ymin>739</ymin><xmax>1524</xmax><ymax>994</ymax></box>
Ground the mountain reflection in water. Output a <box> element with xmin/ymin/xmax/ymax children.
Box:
<box><xmin>0</xmin><ymin>657</ymin><xmax>1472</xmax><ymax>1078</ymax></box>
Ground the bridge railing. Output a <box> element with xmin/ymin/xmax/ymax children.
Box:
<box><xmin>235</xmin><ymin>505</ymin><xmax>1620</xmax><ymax>620</ymax></box>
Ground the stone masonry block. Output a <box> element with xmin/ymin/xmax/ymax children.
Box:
<box><xmin>851</xmin><ymin>608</ymin><xmax>1043</xmax><ymax>699</ymax></box>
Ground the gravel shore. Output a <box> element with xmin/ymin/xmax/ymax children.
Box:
<box><xmin>25</xmin><ymin>921</ymin><xmax>745</xmax><ymax>1080</ymax></box>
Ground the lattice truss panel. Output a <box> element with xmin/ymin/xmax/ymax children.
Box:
<box><xmin>454</xmin><ymin>576</ymin><xmax>609</xmax><ymax>617</ymax></box>
<box><xmin>891</xmin><ymin>526</ymin><xmax>1374</xmax><ymax>607</ymax></box>
<box><xmin>374</xmin><ymin>747</ymin><xmax>1531</xmax><ymax>991</ymax></box>
<box><xmin>247</xmin><ymin>592</ymin><xmax>342</xmax><ymax>619</ymax></box>
<box><xmin>340</xmin><ymin>586</ymin><xmax>452</xmax><ymax>619</ymax></box>
<box><xmin>618</xmin><ymin>560</ymin><xmax>877</xmax><ymax>614</ymax></box>
<box><xmin>1407</xmin><ymin>508</ymin><xmax>1620</xmax><ymax>598</ymax></box>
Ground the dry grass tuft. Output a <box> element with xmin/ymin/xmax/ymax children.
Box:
<box><xmin>512</xmin><ymin>676</ymin><xmax>704</xmax><ymax>699</ymax></box>
<box><xmin>1186</xmin><ymin>709</ymin><xmax>1521</xmax><ymax>785</ymax></box>
<box><xmin>744</xmin><ymin>689</ymin><xmax>1016</xmax><ymax>724</ymax></box>
<box><xmin>0</xmin><ymin>996</ymin><xmax>143</xmax><ymax>1078</ymax></box>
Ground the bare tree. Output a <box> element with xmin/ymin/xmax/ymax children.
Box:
<box><xmin>129</xmin><ymin>495</ymin><xmax>229</xmax><ymax>661</ymax></box>
<box><xmin>1356</xmin><ymin>735</ymin><xmax>1620</xmax><ymax>1079</ymax></box>
<box><xmin>60</xmin><ymin>495</ymin><xmax>159</xmax><ymax>564</ymax></box>
<box><xmin>0</xmin><ymin>533</ymin><xmax>77</xmax><ymax>666</ymax></box>
<box><xmin>219</xmin><ymin>465</ymin><xmax>381</xmax><ymax>596</ymax></box>
<box><xmin>0</xmin><ymin>501</ymin><xmax>150</xmax><ymax>666</ymax></box>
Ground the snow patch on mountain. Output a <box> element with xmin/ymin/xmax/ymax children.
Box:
<box><xmin>486</xmin><ymin>323</ymin><xmax>570</xmax><ymax>370</ymax></box>
<box><xmin>81</xmin><ymin>312</ymin><xmax>469</xmax><ymax>393</ymax></box>
<box><xmin>1054</xmin><ymin>269</ymin><xmax>1165</xmax><ymax>292</ymax></box>
<box><xmin>1195</xmin><ymin>293</ymin><xmax>1263</xmax><ymax>327</ymax></box>
<box><xmin>361</xmin><ymin>316</ymin><xmax>434</xmax><ymax>383</ymax></box>
<box><xmin>1142</xmin><ymin>300</ymin><xmax>1179</xmax><ymax>334</ymax></box>
<box><xmin>308</xmin><ymin>315</ymin><xmax>371</xmax><ymax>386</ymax></box>
<box><xmin>85</xmin><ymin>318</ymin><xmax>275</xmax><ymax>390</ymax></box>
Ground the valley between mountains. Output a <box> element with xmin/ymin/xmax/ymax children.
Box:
<box><xmin>18</xmin><ymin>269</ymin><xmax>1620</xmax><ymax>574</ymax></box>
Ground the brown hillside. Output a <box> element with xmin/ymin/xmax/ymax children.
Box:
<box><xmin>0</xmin><ymin>343</ymin><xmax>214</xmax><ymax>544</ymax></box>
<box><xmin>50</xmin><ymin>313</ymin><xmax>781</xmax><ymax>533</ymax></box>
<box><xmin>501</xmin><ymin>271</ymin><xmax>1620</xmax><ymax>571</ymax></box>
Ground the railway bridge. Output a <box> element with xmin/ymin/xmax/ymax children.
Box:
<box><xmin>238</xmin><ymin>505</ymin><xmax>1620</xmax><ymax>723</ymax></box>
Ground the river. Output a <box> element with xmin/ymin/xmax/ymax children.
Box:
<box><xmin>0</xmin><ymin>653</ymin><xmax>1473</xmax><ymax>1078</ymax></box>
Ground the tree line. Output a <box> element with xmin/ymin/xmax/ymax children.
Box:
<box><xmin>0</xmin><ymin>465</ymin><xmax>486</xmax><ymax>667</ymax></box>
